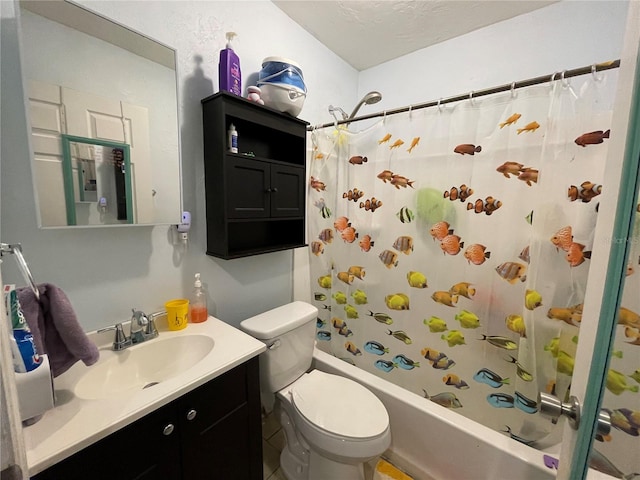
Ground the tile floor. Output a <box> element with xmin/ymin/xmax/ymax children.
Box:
<box><xmin>262</xmin><ymin>411</ymin><xmax>287</xmax><ymax>480</ymax></box>
<box><xmin>261</xmin><ymin>411</ymin><xmax>380</xmax><ymax>480</ymax></box>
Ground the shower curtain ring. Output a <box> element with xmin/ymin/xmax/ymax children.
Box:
<box><xmin>592</xmin><ymin>64</ymin><xmax>603</xmax><ymax>82</ymax></box>
<box><xmin>408</xmin><ymin>104</ymin><xmax>413</xmax><ymax>119</ymax></box>
<box><xmin>383</xmin><ymin>110</ymin><xmax>387</xmax><ymax>125</ymax></box>
<box><xmin>510</xmin><ymin>81</ymin><xmax>517</xmax><ymax>99</ymax></box>
<box><xmin>469</xmin><ymin>90</ymin><xmax>475</xmax><ymax>105</ymax></box>
<box><xmin>561</xmin><ymin>70</ymin><xmax>570</xmax><ymax>88</ymax></box>
<box><xmin>437</xmin><ymin>98</ymin><xmax>443</xmax><ymax>112</ymax></box>
<box><xmin>550</xmin><ymin>71</ymin><xmax>558</xmax><ymax>89</ymax></box>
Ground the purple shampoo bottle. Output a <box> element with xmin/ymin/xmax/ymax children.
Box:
<box><xmin>219</xmin><ymin>32</ymin><xmax>241</xmax><ymax>96</ymax></box>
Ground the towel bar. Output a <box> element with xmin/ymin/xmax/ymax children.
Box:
<box><xmin>0</xmin><ymin>243</ymin><xmax>40</xmax><ymax>300</ymax></box>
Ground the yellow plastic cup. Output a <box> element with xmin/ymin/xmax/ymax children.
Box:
<box><xmin>165</xmin><ymin>299</ymin><xmax>189</xmax><ymax>331</ymax></box>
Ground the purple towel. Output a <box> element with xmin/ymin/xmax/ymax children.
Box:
<box><xmin>17</xmin><ymin>283</ymin><xmax>99</xmax><ymax>377</ymax></box>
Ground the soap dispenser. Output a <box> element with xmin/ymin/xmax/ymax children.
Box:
<box><xmin>190</xmin><ymin>273</ymin><xmax>208</xmax><ymax>323</ymax></box>
<box><xmin>219</xmin><ymin>32</ymin><xmax>241</xmax><ymax>96</ymax></box>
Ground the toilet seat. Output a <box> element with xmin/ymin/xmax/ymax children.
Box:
<box><xmin>289</xmin><ymin>370</ymin><xmax>389</xmax><ymax>439</ymax></box>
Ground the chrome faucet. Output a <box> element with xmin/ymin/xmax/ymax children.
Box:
<box><xmin>130</xmin><ymin>309</ymin><xmax>149</xmax><ymax>344</ymax></box>
<box><xmin>98</xmin><ymin>309</ymin><xmax>163</xmax><ymax>351</ymax></box>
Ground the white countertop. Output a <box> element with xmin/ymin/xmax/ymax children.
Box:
<box><xmin>23</xmin><ymin>316</ymin><xmax>266</xmax><ymax>476</ymax></box>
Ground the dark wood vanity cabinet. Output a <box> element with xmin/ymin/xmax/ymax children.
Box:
<box><xmin>32</xmin><ymin>401</ymin><xmax>181</xmax><ymax>480</ymax></box>
<box><xmin>32</xmin><ymin>357</ymin><xmax>262</xmax><ymax>480</ymax></box>
<box><xmin>179</xmin><ymin>357</ymin><xmax>262</xmax><ymax>480</ymax></box>
<box><xmin>202</xmin><ymin>92</ymin><xmax>308</xmax><ymax>259</ymax></box>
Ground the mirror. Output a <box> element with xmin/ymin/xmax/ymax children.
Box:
<box><xmin>18</xmin><ymin>0</ymin><xmax>182</xmax><ymax>227</ymax></box>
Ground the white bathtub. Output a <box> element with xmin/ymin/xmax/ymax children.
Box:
<box><xmin>312</xmin><ymin>348</ymin><xmax>616</xmax><ymax>480</ymax></box>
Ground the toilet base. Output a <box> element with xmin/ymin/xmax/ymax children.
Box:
<box><xmin>308</xmin><ymin>449</ymin><xmax>365</xmax><ymax>480</ymax></box>
<box><xmin>278</xmin><ymin>402</ymin><xmax>310</xmax><ymax>480</ymax></box>
<box><xmin>277</xmin><ymin>402</ymin><xmax>371</xmax><ymax>480</ymax></box>
<box><xmin>280</xmin><ymin>445</ymin><xmax>366</xmax><ymax>480</ymax></box>
<box><xmin>280</xmin><ymin>444</ymin><xmax>309</xmax><ymax>480</ymax></box>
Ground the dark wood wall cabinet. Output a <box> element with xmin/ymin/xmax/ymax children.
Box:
<box><xmin>32</xmin><ymin>357</ymin><xmax>262</xmax><ymax>480</ymax></box>
<box><xmin>202</xmin><ymin>92</ymin><xmax>308</xmax><ymax>259</ymax></box>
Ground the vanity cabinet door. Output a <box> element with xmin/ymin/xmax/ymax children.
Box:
<box><xmin>179</xmin><ymin>356</ymin><xmax>262</xmax><ymax>480</ymax></box>
<box><xmin>32</xmin><ymin>402</ymin><xmax>181</xmax><ymax>480</ymax></box>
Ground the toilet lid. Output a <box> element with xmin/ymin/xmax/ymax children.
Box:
<box><xmin>290</xmin><ymin>370</ymin><xmax>389</xmax><ymax>439</ymax></box>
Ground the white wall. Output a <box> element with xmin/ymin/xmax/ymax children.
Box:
<box><xmin>1</xmin><ymin>0</ymin><xmax>357</xmax><ymax>331</ymax></box>
<box><xmin>0</xmin><ymin>0</ymin><xmax>629</xmax><ymax>333</ymax></box>
<box><xmin>358</xmin><ymin>1</ymin><xmax>628</xmax><ymax>113</ymax></box>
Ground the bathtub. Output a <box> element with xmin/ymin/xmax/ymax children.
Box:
<box><xmin>312</xmin><ymin>348</ymin><xmax>615</xmax><ymax>480</ymax></box>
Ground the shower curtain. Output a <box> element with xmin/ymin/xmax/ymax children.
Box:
<box><xmin>308</xmin><ymin>69</ymin><xmax>639</xmax><ymax>475</ymax></box>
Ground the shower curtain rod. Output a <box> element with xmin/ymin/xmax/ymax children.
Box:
<box><xmin>308</xmin><ymin>59</ymin><xmax>621</xmax><ymax>131</ymax></box>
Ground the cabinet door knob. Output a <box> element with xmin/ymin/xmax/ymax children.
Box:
<box><xmin>186</xmin><ymin>409</ymin><xmax>197</xmax><ymax>421</ymax></box>
<box><xmin>162</xmin><ymin>423</ymin><xmax>175</xmax><ymax>436</ymax></box>
<box><xmin>271</xmin><ymin>187</ymin><xmax>278</xmax><ymax>193</ymax></box>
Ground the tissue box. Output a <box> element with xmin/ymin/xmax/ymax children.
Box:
<box><xmin>15</xmin><ymin>354</ymin><xmax>54</xmax><ymax>424</ymax></box>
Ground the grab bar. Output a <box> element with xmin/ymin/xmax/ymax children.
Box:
<box><xmin>0</xmin><ymin>243</ymin><xmax>39</xmax><ymax>300</ymax></box>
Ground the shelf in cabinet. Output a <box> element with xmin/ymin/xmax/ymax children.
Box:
<box><xmin>227</xmin><ymin>216</ymin><xmax>304</xmax><ymax>223</ymax></box>
<box><xmin>202</xmin><ymin>91</ymin><xmax>308</xmax><ymax>130</ymax></box>
<box><xmin>226</xmin><ymin>152</ymin><xmax>305</xmax><ymax>168</ymax></box>
<box><xmin>211</xmin><ymin>243</ymin><xmax>308</xmax><ymax>260</ymax></box>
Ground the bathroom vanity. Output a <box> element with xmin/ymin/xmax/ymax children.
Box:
<box><xmin>201</xmin><ymin>92</ymin><xmax>308</xmax><ymax>259</ymax></box>
<box><xmin>24</xmin><ymin>317</ymin><xmax>266</xmax><ymax>479</ymax></box>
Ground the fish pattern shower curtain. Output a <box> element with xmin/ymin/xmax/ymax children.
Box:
<box><xmin>308</xmin><ymin>70</ymin><xmax>639</xmax><ymax>475</ymax></box>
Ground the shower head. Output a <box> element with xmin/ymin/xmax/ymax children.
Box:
<box><xmin>349</xmin><ymin>91</ymin><xmax>382</xmax><ymax>119</ymax></box>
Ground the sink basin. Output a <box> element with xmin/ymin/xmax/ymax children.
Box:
<box><xmin>74</xmin><ymin>335</ymin><xmax>215</xmax><ymax>400</ymax></box>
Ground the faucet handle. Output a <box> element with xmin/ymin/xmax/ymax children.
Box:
<box><xmin>97</xmin><ymin>323</ymin><xmax>130</xmax><ymax>350</ymax></box>
<box><xmin>144</xmin><ymin>311</ymin><xmax>165</xmax><ymax>337</ymax></box>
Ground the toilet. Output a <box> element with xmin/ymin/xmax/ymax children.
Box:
<box><xmin>240</xmin><ymin>301</ymin><xmax>391</xmax><ymax>480</ymax></box>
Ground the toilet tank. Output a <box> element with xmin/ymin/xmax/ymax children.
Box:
<box><xmin>240</xmin><ymin>301</ymin><xmax>318</xmax><ymax>394</ymax></box>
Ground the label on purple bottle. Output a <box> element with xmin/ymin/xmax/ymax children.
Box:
<box><xmin>230</xmin><ymin>62</ymin><xmax>241</xmax><ymax>96</ymax></box>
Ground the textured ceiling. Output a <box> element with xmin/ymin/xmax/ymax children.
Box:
<box><xmin>273</xmin><ymin>1</ymin><xmax>558</xmax><ymax>70</ymax></box>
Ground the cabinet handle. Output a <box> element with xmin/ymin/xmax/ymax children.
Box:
<box><xmin>163</xmin><ymin>424</ymin><xmax>175</xmax><ymax>436</ymax></box>
<box><xmin>186</xmin><ymin>409</ymin><xmax>197</xmax><ymax>421</ymax></box>
<box><xmin>271</xmin><ymin>187</ymin><xmax>278</xmax><ymax>193</ymax></box>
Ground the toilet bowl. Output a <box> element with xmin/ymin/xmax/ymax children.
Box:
<box><xmin>276</xmin><ymin>370</ymin><xmax>390</xmax><ymax>480</ymax></box>
<box><xmin>239</xmin><ymin>301</ymin><xmax>391</xmax><ymax>480</ymax></box>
